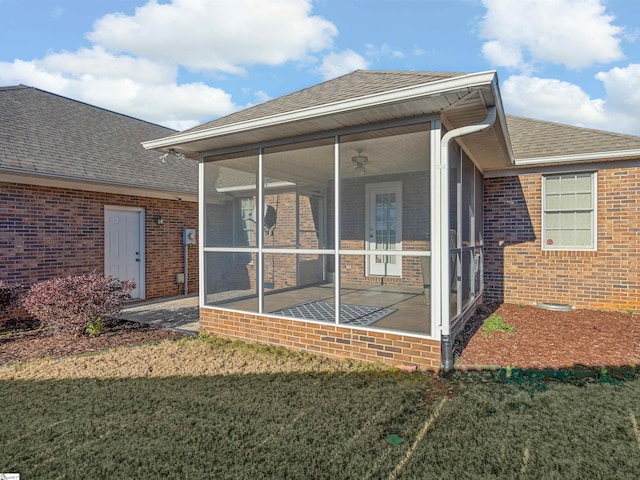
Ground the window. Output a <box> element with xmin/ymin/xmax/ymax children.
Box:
<box><xmin>234</xmin><ymin>197</ymin><xmax>255</xmax><ymax>264</ymax></box>
<box><xmin>543</xmin><ymin>172</ymin><xmax>596</xmax><ymax>250</ymax></box>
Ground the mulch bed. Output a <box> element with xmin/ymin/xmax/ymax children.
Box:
<box><xmin>0</xmin><ymin>316</ymin><xmax>185</xmax><ymax>365</ymax></box>
<box><xmin>2</xmin><ymin>304</ymin><xmax>639</xmax><ymax>371</ymax></box>
<box><xmin>455</xmin><ymin>303</ymin><xmax>640</xmax><ymax>370</ymax></box>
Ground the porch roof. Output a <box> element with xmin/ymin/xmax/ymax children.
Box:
<box><xmin>143</xmin><ymin>70</ymin><xmax>515</xmax><ymax>172</ymax></box>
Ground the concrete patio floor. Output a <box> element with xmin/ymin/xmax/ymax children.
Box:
<box><xmin>120</xmin><ymin>295</ymin><xmax>199</xmax><ymax>334</ymax></box>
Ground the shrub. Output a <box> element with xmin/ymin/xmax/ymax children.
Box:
<box><xmin>0</xmin><ymin>280</ymin><xmax>22</xmax><ymax>317</ymax></box>
<box><xmin>22</xmin><ymin>273</ymin><xmax>135</xmax><ymax>336</ymax></box>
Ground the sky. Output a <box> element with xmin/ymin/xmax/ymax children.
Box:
<box><xmin>1</xmin><ymin>0</ymin><xmax>639</xmax><ymax>135</ymax></box>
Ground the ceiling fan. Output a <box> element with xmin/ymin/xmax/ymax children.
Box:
<box><xmin>350</xmin><ymin>150</ymin><xmax>368</xmax><ymax>176</ymax></box>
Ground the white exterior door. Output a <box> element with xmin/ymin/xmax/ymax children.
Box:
<box><xmin>366</xmin><ymin>182</ymin><xmax>402</xmax><ymax>277</ymax></box>
<box><xmin>105</xmin><ymin>207</ymin><xmax>144</xmax><ymax>299</ymax></box>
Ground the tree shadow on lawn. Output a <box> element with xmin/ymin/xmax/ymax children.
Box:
<box><xmin>0</xmin><ymin>371</ymin><xmax>434</xmax><ymax>480</ymax></box>
<box><xmin>2</xmin><ymin>368</ymin><xmax>640</xmax><ymax>480</ymax></box>
<box><xmin>0</xmin><ymin>364</ymin><xmax>640</xmax><ymax>480</ymax></box>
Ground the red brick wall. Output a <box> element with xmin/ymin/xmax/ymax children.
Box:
<box><xmin>1</xmin><ymin>182</ymin><xmax>198</xmax><ymax>299</ymax></box>
<box><xmin>200</xmin><ymin>307</ymin><xmax>441</xmax><ymax>370</ymax></box>
<box><xmin>484</xmin><ymin>166</ymin><xmax>640</xmax><ymax>310</ymax></box>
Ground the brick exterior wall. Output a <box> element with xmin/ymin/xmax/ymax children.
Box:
<box><xmin>484</xmin><ymin>166</ymin><xmax>640</xmax><ymax>310</ymax></box>
<box><xmin>1</xmin><ymin>182</ymin><xmax>198</xmax><ymax>299</ymax></box>
<box><xmin>200</xmin><ymin>307</ymin><xmax>442</xmax><ymax>370</ymax></box>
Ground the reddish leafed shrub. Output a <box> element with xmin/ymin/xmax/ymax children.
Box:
<box><xmin>22</xmin><ymin>273</ymin><xmax>135</xmax><ymax>336</ymax></box>
<box><xmin>0</xmin><ymin>280</ymin><xmax>23</xmax><ymax>317</ymax></box>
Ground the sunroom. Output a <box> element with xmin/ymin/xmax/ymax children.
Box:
<box><xmin>144</xmin><ymin>70</ymin><xmax>513</xmax><ymax>370</ymax></box>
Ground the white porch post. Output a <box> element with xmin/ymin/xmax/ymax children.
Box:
<box><xmin>429</xmin><ymin>120</ymin><xmax>444</xmax><ymax>343</ymax></box>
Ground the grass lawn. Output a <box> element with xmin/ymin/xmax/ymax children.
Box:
<box><xmin>1</xmin><ymin>336</ymin><xmax>639</xmax><ymax>479</ymax></box>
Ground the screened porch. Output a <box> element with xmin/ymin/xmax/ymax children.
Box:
<box><xmin>202</xmin><ymin>119</ymin><xmax>484</xmax><ymax>339</ymax></box>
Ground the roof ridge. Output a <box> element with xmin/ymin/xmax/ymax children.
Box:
<box><xmin>0</xmin><ymin>84</ymin><xmax>31</xmax><ymax>92</ymax></box>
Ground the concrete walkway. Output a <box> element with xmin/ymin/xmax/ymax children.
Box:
<box><xmin>120</xmin><ymin>295</ymin><xmax>199</xmax><ymax>334</ymax></box>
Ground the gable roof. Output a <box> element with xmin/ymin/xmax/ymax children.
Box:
<box><xmin>0</xmin><ymin>85</ymin><xmax>197</xmax><ymax>197</ymax></box>
<box><xmin>144</xmin><ymin>70</ymin><xmax>514</xmax><ymax>170</ymax></box>
<box><xmin>184</xmin><ymin>70</ymin><xmax>466</xmax><ymax>135</ymax></box>
<box><xmin>506</xmin><ymin>115</ymin><xmax>640</xmax><ymax>164</ymax></box>
<box><xmin>146</xmin><ymin>70</ymin><xmax>640</xmax><ymax>172</ymax></box>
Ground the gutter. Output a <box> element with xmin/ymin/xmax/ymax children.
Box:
<box><xmin>0</xmin><ymin>169</ymin><xmax>198</xmax><ymax>202</ymax></box>
<box><xmin>438</xmin><ymin>106</ymin><xmax>497</xmax><ymax>371</ymax></box>
<box><xmin>142</xmin><ymin>71</ymin><xmax>498</xmax><ymax>151</ymax></box>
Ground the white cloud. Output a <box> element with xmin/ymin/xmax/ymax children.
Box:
<box><xmin>317</xmin><ymin>49</ymin><xmax>369</xmax><ymax>80</ymax></box>
<box><xmin>0</xmin><ymin>52</ymin><xmax>236</xmax><ymax>129</ymax></box>
<box><xmin>480</xmin><ymin>0</ymin><xmax>624</xmax><ymax>70</ymax></box>
<box><xmin>502</xmin><ymin>75</ymin><xmax>605</xmax><ymax>125</ymax></box>
<box><xmin>502</xmin><ymin>68</ymin><xmax>640</xmax><ymax>135</ymax></box>
<box><xmin>40</xmin><ymin>47</ymin><xmax>176</xmax><ymax>84</ymax></box>
<box><xmin>0</xmin><ymin>0</ymin><xmax>343</xmax><ymax>129</ymax></box>
<box><xmin>595</xmin><ymin>64</ymin><xmax>640</xmax><ymax>111</ymax></box>
<box><xmin>87</xmin><ymin>0</ymin><xmax>337</xmax><ymax>74</ymax></box>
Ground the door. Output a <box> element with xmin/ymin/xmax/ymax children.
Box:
<box><xmin>366</xmin><ymin>182</ymin><xmax>402</xmax><ymax>277</ymax></box>
<box><xmin>105</xmin><ymin>207</ymin><xmax>144</xmax><ymax>299</ymax></box>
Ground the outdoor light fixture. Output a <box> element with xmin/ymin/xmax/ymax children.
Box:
<box><xmin>159</xmin><ymin>148</ymin><xmax>186</xmax><ymax>163</ymax></box>
<box><xmin>351</xmin><ymin>152</ymin><xmax>368</xmax><ymax>176</ymax></box>
<box><xmin>156</xmin><ymin>216</ymin><xmax>164</xmax><ymax>225</ymax></box>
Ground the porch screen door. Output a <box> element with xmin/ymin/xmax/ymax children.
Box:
<box><xmin>366</xmin><ymin>182</ymin><xmax>402</xmax><ymax>277</ymax></box>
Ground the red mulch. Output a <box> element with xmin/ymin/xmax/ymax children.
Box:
<box><xmin>2</xmin><ymin>305</ymin><xmax>639</xmax><ymax>371</ymax></box>
<box><xmin>456</xmin><ymin>303</ymin><xmax>640</xmax><ymax>370</ymax></box>
<box><xmin>0</xmin><ymin>316</ymin><xmax>186</xmax><ymax>365</ymax></box>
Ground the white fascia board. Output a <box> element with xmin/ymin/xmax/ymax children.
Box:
<box><xmin>515</xmin><ymin>149</ymin><xmax>640</xmax><ymax>166</ymax></box>
<box><xmin>1</xmin><ymin>171</ymin><xmax>198</xmax><ymax>202</ymax></box>
<box><xmin>142</xmin><ymin>71</ymin><xmax>498</xmax><ymax>151</ymax></box>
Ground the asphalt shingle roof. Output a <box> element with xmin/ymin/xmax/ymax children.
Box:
<box><xmin>506</xmin><ymin>115</ymin><xmax>640</xmax><ymax>160</ymax></box>
<box><xmin>180</xmin><ymin>70</ymin><xmax>466</xmax><ymax>135</ymax></box>
<box><xmin>0</xmin><ymin>85</ymin><xmax>197</xmax><ymax>194</ymax></box>
<box><xmin>159</xmin><ymin>69</ymin><xmax>640</xmax><ymax>165</ymax></box>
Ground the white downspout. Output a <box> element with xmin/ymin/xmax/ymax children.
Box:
<box><xmin>439</xmin><ymin>106</ymin><xmax>496</xmax><ymax>371</ymax></box>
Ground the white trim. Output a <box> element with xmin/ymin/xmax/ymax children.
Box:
<box><xmin>541</xmin><ymin>171</ymin><xmax>597</xmax><ymax>252</ymax></box>
<box><xmin>515</xmin><ymin>149</ymin><xmax>640</xmax><ymax>166</ymax></box>
<box><xmin>1</xmin><ymin>171</ymin><xmax>197</xmax><ymax>202</ymax></box>
<box><xmin>483</xmin><ymin>157</ymin><xmax>640</xmax><ymax>178</ymax></box>
<box><xmin>143</xmin><ymin>71</ymin><xmax>498</xmax><ymax>151</ymax></box>
<box><xmin>104</xmin><ymin>205</ymin><xmax>146</xmax><ymax>300</ymax></box>
<box><xmin>198</xmin><ymin>158</ymin><xmax>205</xmax><ymax>310</ymax></box>
<box><xmin>215</xmin><ymin>181</ymin><xmax>295</xmax><ymax>193</ymax></box>
<box><xmin>429</xmin><ymin>121</ymin><xmax>442</xmax><ymax>342</ymax></box>
<box><xmin>202</xmin><ymin>248</ymin><xmax>431</xmax><ymax>257</ymax></box>
<box><xmin>258</xmin><ymin>148</ymin><xmax>264</xmax><ymax>314</ymax></box>
<box><xmin>334</xmin><ymin>136</ymin><xmax>341</xmax><ymax>324</ymax></box>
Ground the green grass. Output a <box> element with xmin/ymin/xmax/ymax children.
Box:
<box><xmin>1</xmin><ymin>343</ymin><xmax>640</xmax><ymax>479</ymax></box>
<box><xmin>481</xmin><ymin>313</ymin><xmax>517</xmax><ymax>337</ymax></box>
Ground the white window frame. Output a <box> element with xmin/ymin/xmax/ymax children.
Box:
<box><xmin>542</xmin><ymin>171</ymin><xmax>597</xmax><ymax>251</ymax></box>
